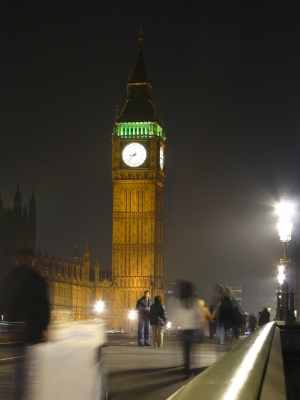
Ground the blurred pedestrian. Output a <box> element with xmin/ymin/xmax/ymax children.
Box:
<box><xmin>248</xmin><ymin>313</ymin><xmax>257</xmax><ymax>333</ymax></box>
<box><xmin>177</xmin><ymin>281</ymin><xmax>199</xmax><ymax>378</ymax></box>
<box><xmin>150</xmin><ymin>295</ymin><xmax>167</xmax><ymax>348</ymax></box>
<box><xmin>136</xmin><ymin>290</ymin><xmax>152</xmax><ymax>346</ymax></box>
<box><xmin>232</xmin><ymin>306</ymin><xmax>243</xmax><ymax>339</ymax></box>
<box><xmin>209</xmin><ymin>305</ymin><xmax>216</xmax><ymax>338</ymax></box>
<box><xmin>0</xmin><ymin>247</ymin><xmax>50</xmax><ymax>400</ymax></box>
<box><xmin>241</xmin><ymin>309</ymin><xmax>247</xmax><ymax>333</ymax></box>
<box><xmin>215</xmin><ymin>284</ymin><xmax>234</xmax><ymax>346</ymax></box>
<box><xmin>197</xmin><ymin>300</ymin><xmax>212</xmax><ymax>343</ymax></box>
<box><xmin>258</xmin><ymin>307</ymin><xmax>270</xmax><ymax>326</ymax></box>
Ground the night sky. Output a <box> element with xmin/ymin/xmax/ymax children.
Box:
<box><xmin>2</xmin><ymin>1</ymin><xmax>300</xmax><ymax>315</ymax></box>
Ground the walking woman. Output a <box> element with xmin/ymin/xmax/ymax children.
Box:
<box><xmin>150</xmin><ymin>295</ymin><xmax>167</xmax><ymax>348</ymax></box>
<box><xmin>178</xmin><ymin>281</ymin><xmax>200</xmax><ymax>378</ymax></box>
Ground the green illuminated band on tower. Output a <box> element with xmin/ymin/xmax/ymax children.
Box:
<box><xmin>114</xmin><ymin>121</ymin><xmax>166</xmax><ymax>140</ymax></box>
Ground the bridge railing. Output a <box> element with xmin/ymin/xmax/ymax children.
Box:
<box><xmin>168</xmin><ymin>321</ymin><xmax>286</xmax><ymax>400</ymax></box>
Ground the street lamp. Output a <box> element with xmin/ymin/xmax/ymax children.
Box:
<box><xmin>95</xmin><ymin>300</ymin><xmax>105</xmax><ymax>320</ymax></box>
<box><xmin>129</xmin><ymin>310</ymin><xmax>136</xmax><ymax>333</ymax></box>
<box><xmin>275</xmin><ymin>197</ymin><xmax>295</xmax><ymax>322</ymax></box>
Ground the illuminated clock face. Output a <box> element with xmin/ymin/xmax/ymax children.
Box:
<box><xmin>159</xmin><ymin>146</ymin><xmax>164</xmax><ymax>170</ymax></box>
<box><xmin>122</xmin><ymin>142</ymin><xmax>147</xmax><ymax>167</ymax></box>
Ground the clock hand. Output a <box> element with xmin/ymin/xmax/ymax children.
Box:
<box><xmin>127</xmin><ymin>153</ymin><xmax>137</xmax><ymax>162</ymax></box>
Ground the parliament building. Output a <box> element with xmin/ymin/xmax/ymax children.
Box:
<box><xmin>0</xmin><ymin>30</ymin><xmax>166</xmax><ymax>332</ymax></box>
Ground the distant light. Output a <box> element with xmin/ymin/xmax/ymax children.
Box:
<box><xmin>277</xmin><ymin>219</ymin><xmax>292</xmax><ymax>242</ymax></box>
<box><xmin>129</xmin><ymin>310</ymin><xmax>136</xmax><ymax>321</ymax></box>
<box><xmin>276</xmin><ymin>201</ymin><xmax>293</xmax><ymax>219</ymax></box>
<box><xmin>277</xmin><ymin>201</ymin><xmax>293</xmax><ymax>242</ymax></box>
<box><xmin>278</xmin><ymin>265</ymin><xmax>285</xmax><ymax>275</ymax></box>
<box><xmin>166</xmin><ymin>321</ymin><xmax>171</xmax><ymax>329</ymax></box>
<box><xmin>278</xmin><ymin>276</ymin><xmax>284</xmax><ymax>285</ymax></box>
<box><xmin>278</xmin><ymin>264</ymin><xmax>285</xmax><ymax>285</ymax></box>
<box><xmin>95</xmin><ymin>300</ymin><xmax>104</xmax><ymax>314</ymax></box>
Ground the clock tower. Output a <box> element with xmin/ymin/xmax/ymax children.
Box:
<box><xmin>111</xmin><ymin>29</ymin><xmax>166</xmax><ymax>331</ymax></box>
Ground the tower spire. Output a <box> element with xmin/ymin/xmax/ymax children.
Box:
<box><xmin>116</xmin><ymin>28</ymin><xmax>160</xmax><ymax>124</ymax></box>
<box><xmin>138</xmin><ymin>26</ymin><xmax>144</xmax><ymax>45</ymax></box>
<box><xmin>14</xmin><ymin>184</ymin><xmax>22</xmax><ymax>215</ymax></box>
<box><xmin>128</xmin><ymin>28</ymin><xmax>150</xmax><ymax>85</ymax></box>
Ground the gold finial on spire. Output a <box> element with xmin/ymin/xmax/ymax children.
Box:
<box><xmin>138</xmin><ymin>26</ymin><xmax>144</xmax><ymax>43</ymax></box>
<box><xmin>115</xmin><ymin>106</ymin><xmax>119</xmax><ymax>121</ymax></box>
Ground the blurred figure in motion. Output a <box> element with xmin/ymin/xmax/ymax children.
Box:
<box><xmin>136</xmin><ymin>290</ymin><xmax>152</xmax><ymax>346</ymax></box>
<box><xmin>232</xmin><ymin>306</ymin><xmax>243</xmax><ymax>339</ymax></box>
<box><xmin>197</xmin><ymin>300</ymin><xmax>212</xmax><ymax>343</ymax></box>
<box><xmin>258</xmin><ymin>307</ymin><xmax>270</xmax><ymax>327</ymax></box>
<box><xmin>248</xmin><ymin>312</ymin><xmax>257</xmax><ymax>333</ymax></box>
<box><xmin>241</xmin><ymin>309</ymin><xmax>247</xmax><ymax>335</ymax></box>
<box><xmin>214</xmin><ymin>284</ymin><xmax>233</xmax><ymax>347</ymax></box>
<box><xmin>209</xmin><ymin>305</ymin><xmax>216</xmax><ymax>338</ymax></box>
<box><xmin>177</xmin><ymin>280</ymin><xmax>199</xmax><ymax>378</ymax></box>
<box><xmin>0</xmin><ymin>247</ymin><xmax>50</xmax><ymax>399</ymax></box>
<box><xmin>150</xmin><ymin>295</ymin><xmax>167</xmax><ymax>348</ymax></box>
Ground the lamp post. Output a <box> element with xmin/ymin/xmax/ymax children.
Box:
<box><xmin>95</xmin><ymin>300</ymin><xmax>105</xmax><ymax>320</ymax></box>
<box><xmin>275</xmin><ymin>197</ymin><xmax>295</xmax><ymax>321</ymax></box>
<box><xmin>129</xmin><ymin>310</ymin><xmax>136</xmax><ymax>333</ymax></box>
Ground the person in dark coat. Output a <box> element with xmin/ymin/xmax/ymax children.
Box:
<box><xmin>248</xmin><ymin>313</ymin><xmax>257</xmax><ymax>333</ymax></box>
<box><xmin>215</xmin><ymin>284</ymin><xmax>234</xmax><ymax>345</ymax></box>
<box><xmin>0</xmin><ymin>247</ymin><xmax>50</xmax><ymax>399</ymax></box>
<box><xmin>150</xmin><ymin>295</ymin><xmax>167</xmax><ymax>348</ymax></box>
<box><xmin>208</xmin><ymin>305</ymin><xmax>216</xmax><ymax>338</ymax></box>
<box><xmin>232</xmin><ymin>306</ymin><xmax>243</xmax><ymax>339</ymax></box>
<box><xmin>241</xmin><ymin>309</ymin><xmax>247</xmax><ymax>334</ymax></box>
<box><xmin>258</xmin><ymin>307</ymin><xmax>270</xmax><ymax>326</ymax></box>
<box><xmin>136</xmin><ymin>290</ymin><xmax>152</xmax><ymax>346</ymax></box>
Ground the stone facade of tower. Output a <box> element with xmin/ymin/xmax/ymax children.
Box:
<box><xmin>110</xmin><ymin>30</ymin><xmax>166</xmax><ymax>331</ymax></box>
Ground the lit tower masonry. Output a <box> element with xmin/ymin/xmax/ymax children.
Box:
<box><xmin>111</xmin><ymin>29</ymin><xmax>166</xmax><ymax>331</ymax></box>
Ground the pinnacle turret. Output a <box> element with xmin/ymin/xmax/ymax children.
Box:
<box><xmin>73</xmin><ymin>244</ymin><xmax>81</xmax><ymax>265</ymax></box>
<box><xmin>14</xmin><ymin>184</ymin><xmax>22</xmax><ymax>216</ymax></box>
<box><xmin>29</xmin><ymin>191</ymin><xmax>36</xmax><ymax>210</ymax></box>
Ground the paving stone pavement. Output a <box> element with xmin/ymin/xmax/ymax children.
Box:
<box><xmin>0</xmin><ymin>334</ymin><xmax>243</xmax><ymax>399</ymax></box>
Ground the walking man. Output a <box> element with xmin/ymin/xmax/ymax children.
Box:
<box><xmin>0</xmin><ymin>247</ymin><xmax>50</xmax><ymax>399</ymax></box>
<box><xmin>136</xmin><ymin>290</ymin><xmax>152</xmax><ymax>346</ymax></box>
